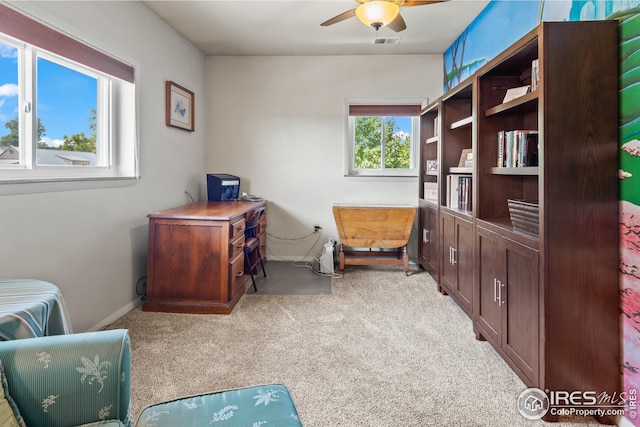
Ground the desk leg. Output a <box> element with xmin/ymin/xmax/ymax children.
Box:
<box><xmin>339</xmin><ymin>243</ymin><xmax>345</xmax><ymax>272</ymax></box>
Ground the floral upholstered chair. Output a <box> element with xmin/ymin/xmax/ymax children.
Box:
<box><xmin>0</xmin><ymin>329</ymin><xmax>131</xmax><ymax>427</ymax></box>
<box><xmin>0</xmin><ymin>329</ymin><xmax>303</xmax><ymax>427</ymax></box>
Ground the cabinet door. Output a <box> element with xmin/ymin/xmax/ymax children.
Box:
<box><xmin>149</xmin><ymin>220</ymin><xmax>226</xmax><ymax>302</ymax></box>
<box><xmin>454</xmin><ymin>217</ymin><xmax>473</xmax><ymax>313</ymax></box>
<box><xmin>419</xmin><ymin>203</ymin><xmax>439</xmax><ymax>276</ymax></box>
<box><xmin>418</xmin><ymin>202</ymin><xmax>429</xmax><ymax>269</ymax></box>
<box><xmin>475</xmin><ymin>227</ymin><xmax>502</xmax><ymax>346</ymax></box>
<box><xmin>503</xmin><ymin>237</ymin><xmax>539</xmax><ymax>385</ymax></box>
<box><xmin>425</xmin><ymin>205</ymin><xmax>438</xmax><ymax>274</ymax></box>
<box><xmin>439</xmin><ymin>211</ymin><xmax>456</xmax><ymax>295</ymax></box>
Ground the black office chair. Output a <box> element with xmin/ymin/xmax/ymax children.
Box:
<box><xmin>244</xmin><ymin>207</ymin><xmax>266</xmax><ymax>292</ymax></box>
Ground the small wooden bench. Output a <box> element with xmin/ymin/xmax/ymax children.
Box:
<box><xmin>332</xmin><ymin>204</ymin><xmax>416</xmax><ymax>275</ymax></box>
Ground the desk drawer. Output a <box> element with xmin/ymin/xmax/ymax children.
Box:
<box><xmin>231</xmin><ymin>218</ymin><xmax>245</xmax><ymax>240</ymax></box>
<box><xmin>229</xmin><ymin>252</ymin><xmax>245</xmax><ymax>297</ymax></box>
<box><xmin>230</xmin><ymin>235</ymin><xmax>245</xmax><ymax>260</ymax></box>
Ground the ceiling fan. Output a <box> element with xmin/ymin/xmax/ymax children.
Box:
<box><xmin>321</xmin><ymin>0</ymin><xmax>445</xmax><ymax>32</ymax></box>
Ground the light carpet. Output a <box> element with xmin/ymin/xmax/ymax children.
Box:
<box><xmin>107</xmin><ymin>266</ymin><xmax>600</xmax><ymax>426</ymax></box>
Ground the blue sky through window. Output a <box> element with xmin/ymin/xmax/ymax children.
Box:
<box><xmin>394</xmin><ymin>116</ymin><xmax>411</xmax><ymax>142</ymax></box>
<box><xmin>0</xmin><ymin>42</ymin><xmax>96</xmax><ymax>148</ymax></box>
<box><xmin>0</xmin><ymin>43</ymin><xmax>18</xmax><ymax>133</ymax></box>
<box><xmin>37</xmin><ymin>57</ymin><xmax>97</xmax><ymax>147</ymax></box>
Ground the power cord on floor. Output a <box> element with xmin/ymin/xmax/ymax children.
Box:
<box><xmin>267</xmin><ymin>229</ymin><xmax>322</xmax><ymax>259</ymax></box>
<box><xmin>266</xmin><ymin>230</ymin><xmax>342</xmax><ymax>278</ymax></box>
<box><xmin>136</xmin><ymin>275</ymin><xmax>147</xmax><ymax>301</ymax></box>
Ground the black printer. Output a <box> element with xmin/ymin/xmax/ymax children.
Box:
<box><xmin>206</xmin><ymin>174</ymin><xmax>240</xmax><ymax>201</ymax></box>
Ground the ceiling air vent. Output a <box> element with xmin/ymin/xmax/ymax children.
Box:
<box><xmin>372</xmin><ymin>37</ymin><xmax>401</xmax><ymax>45</ymax></box>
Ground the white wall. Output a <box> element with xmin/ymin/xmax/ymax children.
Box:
<box><xmin>205</xmin><ymin>55</ymin><xmax>442</xmax><ymax>260</ymax></box>
<box><xmin>1</xmin><ymin>1</ymin><xmax>207</xmax><ymax>332</ymax></box>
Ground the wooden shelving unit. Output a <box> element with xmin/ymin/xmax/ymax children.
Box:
<box><xmin>473</xmin><ymin>22</ymin><xmax>619</xmax><ymax>421</ymax></box>
<box><xmin>418</xmin><ymin>101</ymin><xmax>440</xmax><ymax>278</ymax></box>
<box><xmin>418</xmin><ymin>21</ymin><xmax>620</xmax><ymax>422</ymax></box>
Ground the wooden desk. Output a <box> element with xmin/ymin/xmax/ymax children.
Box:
<box><xmin>333</xmin><ymin>204</ymin><xmax>416</xmax><ymax>275</ymax></box>
<box><xmin>144</xmin><ymin>201</ymin><xmax>266</xmax><ymax>314</ymax></box>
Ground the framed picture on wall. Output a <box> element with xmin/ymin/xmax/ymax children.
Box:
<box><xmin>166</xmin><ymin>81</ymin><xmax>194</xmax><ymax>131</ymax></box>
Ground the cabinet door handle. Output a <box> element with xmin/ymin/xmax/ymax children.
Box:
<box><xmin>497</xmin><ymin>280</ymin><xmax>506</xmax><ymax>306</ymax></box>
<box><xmin>235</xmin><ymin>270</ymin><xmax>244</xmax><ymax>278</ymax></box>
<box><xmin>426</xmin><ymin>230</ymin><xmax>430</xmax><ymax>243</ymax></box>
<box><xmin>493</xmin><ymin>278</ymin><xmax>498</xmax><ymax>303</ymax></box>
<box><xmin>449</xmin><ymin>246</ymin><xmax>453</xmax><ymax>264</ymax></box>
<box><xmin>423</xmin><ymin>228</ymin><xmax>427</xmax><ymax>243</ymax></box>
<box><xmin>451</xmin><ymin>247</ymin><xmax>457</xmax><ymax>265</ymax></box>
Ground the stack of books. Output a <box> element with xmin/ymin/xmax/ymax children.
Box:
<box><xmin>447</xmin><ymin>174</ymin><xmax>472</xmax><ymax>211</ymax></box>
<box><xmin>497</xmin><ymin>130</ymin><xmax>539</xmax><ymax>167</ymax></box>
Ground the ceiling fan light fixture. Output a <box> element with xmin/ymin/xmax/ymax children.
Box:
<box><xmin>355</xmin><ymin>1</ymin><xmax>400</xmax><ymax>29</ymax></box>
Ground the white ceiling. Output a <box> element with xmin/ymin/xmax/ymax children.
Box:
<box><xmin>143</xmin><ymin>0</ymin><xmax>490</xmax><ymax>56</ymax></box>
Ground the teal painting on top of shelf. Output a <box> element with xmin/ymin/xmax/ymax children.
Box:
<box><xmin>444</xmin><ymin>1</ymin><xmax>540</xmax><ymax>90</ymax></box>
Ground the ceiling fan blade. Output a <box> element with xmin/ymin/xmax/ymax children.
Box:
<box><xmin>387</xmin><ymin>14</ymin><xmax>407</xmax><ymax>32</ymax></box>
<box><xmin>321</xmin><ymin>8</ymin><xmax>357</xmax><ymax>26</ymax></box>
<box><xmin>403</xmin><ymin>0</ymin><xmax>445</xmax><ymax>6</ymax></box>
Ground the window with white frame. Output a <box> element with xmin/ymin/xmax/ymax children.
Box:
<box><xmin>0</xmin><ymin>4</ymin><xmax>137</xmax><ymax>184</ymax></box>
<box><xmin>346</xmin><ymin>103</ymin><xmax>420</xmax><ymax>177</ymax></box>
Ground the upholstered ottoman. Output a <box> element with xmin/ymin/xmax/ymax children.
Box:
<box><xmin>136</xmin><ymin>384</ymin><xmax>302</xmax><ymax>426</ymax></box>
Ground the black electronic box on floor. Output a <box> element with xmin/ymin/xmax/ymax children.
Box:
<box><xmin>207</xmin><ymin>174</ymin><xmax>240</xmax><ymax>201</ymax></box>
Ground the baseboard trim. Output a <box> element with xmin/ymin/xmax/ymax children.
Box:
<box><xmin>88</xmin><ymin>296</ymin><xmax>143</xmax><ymax>332</ymax></box>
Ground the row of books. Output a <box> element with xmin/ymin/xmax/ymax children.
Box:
<box><xmin>531</xmin><ymin>59</ymin><xmax>540</xmax><ymax>92</ymax></box>
<box><xmin>497</xmin><ymin>130</ymin><xmax>539</xmax><ymax>167</ymax></box>
<box><xmin>447</xmin><ymin>174</ymin><xmax>472</xmax><ymax>211</ymax></box>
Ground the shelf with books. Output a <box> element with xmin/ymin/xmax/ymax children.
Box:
<box><xmin>440</xmin><ymin>80</ymin><xmax>473</xmax><ymax>214</ymax></box>
<box><xmin>419</xmin><ymin>102</ymin><xmax>440</xmax><ymax>202</ymax></box>
<box><xmin>496</xmin><ymin>129</ymin><xmax>538</xmax><ymax>169</ymax></box>
<box><xmin>476</xmin><ymin>64</ymin><xmax>538</xmax><ymax>236</ymax></box>
<box><xmin>446</xmin><ymin>174</ymin><xmax>473</xmax><ymax>212</ymax></box>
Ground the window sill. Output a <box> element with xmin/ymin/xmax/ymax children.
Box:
<box><xmin>343</xmin><ymin>174</ymin><xmax>418</xmax><ymax>182</ymax></box>
<box><xmin>0</xmin><ymin>175</ymin><xmax>140</xmax><ymax>196</ymax></box>
<box><xmin>345</xmin><ymin>171</ymin><xmax>419</xmax><ymax>178</ymax></box>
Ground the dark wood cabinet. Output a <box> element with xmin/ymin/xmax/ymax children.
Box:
<box><xmin>473</xmin><ymin>21</ymin><xmax>619</xmax><ymax>419</ymax></box>
<box><xmin>439</xmin><ymin>210</ymin><xmax>473</xmax><ymax>316</ymax></box>
<box><xmin>417</xmin><ymin>21</ymin><xmax>619</xmax><ymax>421</ymax></box>
<box><xmin>475</xmin><ymin>226</ymin><xmax>501</xmax><ymax>345</ymax></box>
<box><xmin>418</xmin><ymin>199</ymin><xmax>438</xmax><ymax>277</ymax></box>
<box><xmin>475</xmin><ymin>226</ymin><xmax>539</xmax><ymax>385</ymax></box>
<box><xmin>144</xmin><ymin>201</ymin><xmax>266</xmax><ymax>314</ymax></box>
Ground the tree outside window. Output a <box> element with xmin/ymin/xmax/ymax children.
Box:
<box><xmin>347</xmin><ymin>103</ymin><xmax>419</xmax><ymax>177</ymax></box>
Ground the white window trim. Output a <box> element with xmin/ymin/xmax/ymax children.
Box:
<box><xmin>0</xmin><ymin>3</ymin><xmax>139</xmax><ymax>195</ymax></box>
<box><xmin>344</xmin><ymin>98</ymin><xmax>422</xmax><ymax>178</ymax></box>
